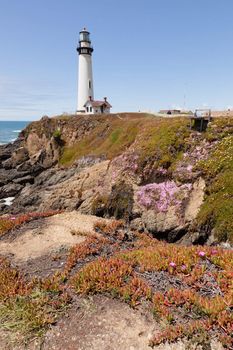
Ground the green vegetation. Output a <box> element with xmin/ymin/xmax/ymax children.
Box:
<box><xmin>53</xmin><ymin>129</ymin><xmax>62</xmax><ymax>140</ymax></box>
<box><xmin>196</xmin><ymin>121</ymin><xmax>233</xmax><ymax>242</ymax></box>
<box><xmin>59</xmin><ymin>115</ymin><xmax>190</xmax><ymax>173</ymax></box>
<box><xmin>59</xmin><ymin>117</ymin><xmax>142</xmax><ymax>165</ymax></box>
<box><xmin>134</xmin><ymin>118</ymin><xmax>190</xmax><ymax>180</ymax></box>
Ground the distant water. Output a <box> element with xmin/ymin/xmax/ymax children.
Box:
<box><xmin>0</xmin><ymin>121</ymin><xmax>30</xmax><ymax>145</ymax></box>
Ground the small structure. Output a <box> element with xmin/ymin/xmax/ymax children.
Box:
<box><xmin>159</xmin><ymin>109</ymin><xmax>181</xmax><ymax>115</ymax></box>
<box><xmin>84</xmin><ymin>96</ymin><xmax>112</xmax><ymax>114</ymax></box>
<box><xmin>190</xmin><ymin>109</ymin><xmax>212</xmax><ymax>131</ymax></box>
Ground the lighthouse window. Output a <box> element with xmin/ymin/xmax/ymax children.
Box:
<box><xmin>80</xmin><ymin>32</ymin><xmax>89</xmax><ymax>42</ymax></box>
<box><xmin>89</xmin><ymin>80</ymin><xmax>92</xmax><ymax>89</ymax></box>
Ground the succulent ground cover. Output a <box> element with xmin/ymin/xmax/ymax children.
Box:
<box><xmin>0</xmin><ymin>218</ymin><xmax>232</xmax><ymax>348</ymax></box>
<box><xmin>0</xmin><ymin>211</ymin><xmax>62</xmax><ymax>237</ymax></box>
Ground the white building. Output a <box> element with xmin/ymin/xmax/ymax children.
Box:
<box><xmin>77</xmin><ymin>28</ymin><xmax>94</xmax><ymax>113</ymax></box>
<box><xmin>84</xmin><ymin>97</ymin><xmax>112</xmax><ymax>114</ymax></box>
<box><xmin>76</xmin><ymin>28</ymin><xmax>112</xmax><ymax>114</ymax></box>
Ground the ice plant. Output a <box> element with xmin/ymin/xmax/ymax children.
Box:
<box><xmin>211</xmin><ymin>249</ymin><xmax>218</xmax><ymax>255</ymax></box>
<box><xmin>169</xmin><ymin>262</ymin><xmax>176</xmax><ymax>268</ymax></box>
<box><xmin>198</xmin><ymin>251</ymin><xmax>206</xmax><ymax>258</ymax></box>
<box><xmin>137</xmin><ymin>181</ymin><xmax>192</xmax><ymax>213</ymax></box>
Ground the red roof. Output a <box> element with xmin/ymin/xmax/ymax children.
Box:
<box><xmin>84</xmin><ymin>100</ymin><xmax>112</xmax><ymax>108</ymax></box>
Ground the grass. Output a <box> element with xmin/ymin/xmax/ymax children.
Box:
<box><xmin>59</xmin><ymin>118</ymin><xmax>142</xmax><ymax>165</ymax></box>
<box><xmin>58</xmin><ymin>115</ymin><xmax>191</xmax><ymax>170</ymax></box>
<box><xmin>196</xmin><ymin>129</ymin><xmax>233</xmax><ymax>242</ymax></box>
<box><xmin>135</xmin><ymin>117</ymin><xmax>190</xmax><ymax>170</ymax></box>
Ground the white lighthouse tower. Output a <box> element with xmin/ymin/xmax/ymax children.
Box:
<box><xmin>77</xmin><ymin>28</ymin><xmax>94</xmax><ymax>113</ymax></box>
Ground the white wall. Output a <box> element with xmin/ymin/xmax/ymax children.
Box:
<box><xmin>77</xmin><ymin>54</ymin><xmax>94</xmax><ymax>112</ymax></box>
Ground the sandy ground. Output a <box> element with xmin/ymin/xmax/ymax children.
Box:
<box><xmin>0</xmin><ymin>211</ymin><xmax>104</xmax><ymax>262</ymax></box>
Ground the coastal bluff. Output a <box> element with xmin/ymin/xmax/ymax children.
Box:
<box><xmin>0</xmin><ymin>113</ymin><xmax>233</xmax><ymax>245</ymax></box>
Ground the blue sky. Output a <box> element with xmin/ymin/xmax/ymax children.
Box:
<box><xmin>1</xmin><ymin>0</ymin><xmax>233</xmax><ymax>120</ymax></box>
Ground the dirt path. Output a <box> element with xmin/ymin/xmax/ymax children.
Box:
<box><xmin>13</xmin><ymin>295</ymin><xmax>223</xmax><ymax>350</ymax></box>
<box><xmin>0</xmin><ymin>212</ymin><xmax>104</xmax><ymax>262</ymax></box>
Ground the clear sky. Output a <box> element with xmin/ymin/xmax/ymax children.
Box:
<box><xmin>1</xmin><ymin>0</ymin><xmax>233</xmax><ymax>120</ymax></box>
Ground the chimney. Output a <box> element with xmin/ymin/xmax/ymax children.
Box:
<box><xmin>104</xmin><ymin>97</ymin><xmax>107</xmax><ymax>102</ymax></box>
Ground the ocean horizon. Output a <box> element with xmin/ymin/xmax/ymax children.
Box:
<box><xmin>0</xmin><ymin>121</ymin><xmax>30</xmax><ymax>145</ymax></box>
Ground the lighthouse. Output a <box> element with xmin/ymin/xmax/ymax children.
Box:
<box><xmin>77</xmin><ymin>28</ymin><xmax>94</xmax><ymax>113</ymax></box>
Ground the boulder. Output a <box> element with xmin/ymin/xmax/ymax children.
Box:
<box><xmin>11</xmin><ymin>147</ymin><xmax>29</xmax><ymax>166</ymax></box>
<box><xmin>13</xmin><ymin>175</ymin><xmax>34</xmax><ymax>185</ymax></box>
<box><xmin>0</xmin><ymin>183</ymin><xmax>23</xmax><ymax>199</ymax></box>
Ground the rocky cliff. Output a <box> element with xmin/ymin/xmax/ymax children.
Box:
<box><xmin>1</xmin><ymin>113</ymin><xmax>233</xmax><ymax>244</ymax></box>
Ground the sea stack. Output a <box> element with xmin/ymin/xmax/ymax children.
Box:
<box><xmin>77</xmin><ymin>28</ymin><xmax>94</xmax><ymax>113</ymax></box>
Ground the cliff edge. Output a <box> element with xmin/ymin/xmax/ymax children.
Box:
<box><xmin>0</xmin><ymin>113</ymin><xmax>233</xmax><ymax>244</ymax></box>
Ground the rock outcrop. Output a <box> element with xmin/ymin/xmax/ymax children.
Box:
<box><xmin>1</xmin><ymin>113</ymin><xmax>232</xmax><ymax>244</ymax></box>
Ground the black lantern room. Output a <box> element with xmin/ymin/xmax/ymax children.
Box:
<box><xmin>77</xmin><ymin>28</ymin><xmax>94</xmax><ymax>55</ymax></box>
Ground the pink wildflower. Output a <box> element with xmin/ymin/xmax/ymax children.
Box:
<box><xmin>198</xmin><ymin>251</ymin><xmax>206</xmax><ymax>258</ymax></box>
<box><xmin>10</xmin><ymin>216</ymin><xmax>16</xmax><ymax>220</ymax></box>
<box><xmin>211</xmin><ymin>249</ymin><xmax>218</xmax><ymax>255</ymax></box>
<box><xmin>169</xmin><ymin>262</ymin><xmax>176</xmax><ymax>268</ymax></box>
<box><xmin>186</xmin><ymin>165</ymin><xmax>193</xmax><ymax>172</ymax></box>
<box><xmin>181</xmin><ymin>264</ymin><xmax>187</xmax><ymax>271</ymax></box>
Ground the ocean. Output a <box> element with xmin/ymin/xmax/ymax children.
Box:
<box><xmin>0</xmin><ymin>121</ymin><xmax>30</xmax><ymax>145</ymax></box>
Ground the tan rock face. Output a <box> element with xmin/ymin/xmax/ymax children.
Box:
<box><xmin>26</xmin><ymin>132</ymin><xmax>45</xmax><ymax>156</ymax></box>
<box><xmin>184</xmin><ymin>177</ymin><xmax>205</xmax><ymax>222</ymax></box>
<box><xmin>12</xmin><ymin>147</ymin><xmax>29</xmax><ymax>166</ymax></box>
<box><xmin>25</xmin><ymin>132</ymin><xmax>60</xmax><ymax>167</ymax></box>
<box><xmin>141</xmin><ymin>208</ymin><xmax>180</xmax><ymax>233</ymax></box>
<box><xmin>38</xmin><ymin>160</ymin><xmax>111</xmax><ymax>213</ymax></box>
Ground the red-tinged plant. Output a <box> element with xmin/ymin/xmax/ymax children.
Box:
<box><xmin>39</xmin><ymin>273</ymin><xmax>66</xmax><ymax>294</ymax></box>
<box><xmin>65</xmin><ymin>235</ymin><xmax>109</xmax><ymax>273</ymax></box>
<box><xmin>0</xmin><ymin>259</ymin><xmax>33</xmax><ymax>300</ymax></box>
<box><xmin>218</xmin><ymin>335</ymin><xmax>233</xmax><ymax>349</ymax></box>
<box><xmin>121</xmin><ymin>276</ymin><xmax>152</xmax><ymax>306</ymax></box>
<box><xmin>149</xmin><ymin>320</ymin><xmax>210</xmax><ymax>346</ymax></box>
<box><xmin>71</xmin><ymin>257</ymin><xmax>133</xmax><ymax>295</ymax></box>
<box><xmin>94</xmin><ymin>219</ymin><xmax>125</xmax><ymax>237</ymax></box>
<box><xmin>0</xmin><ymin>210</ymin><xmax>62</xmax><ymax>236</ymax></box>
<box><xmin>215</xmin><ymin>270</ymin><xmax>233</xmax><ymax>293</ymax></box>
